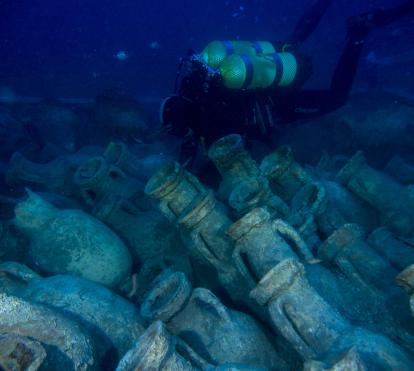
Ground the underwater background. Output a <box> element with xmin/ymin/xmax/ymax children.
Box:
<box><xmin>1</xmin><ymin>0</ymin><xmax>414</xmax><ymax>99</ymax></box>
<box><xmin>1</xmin><ymin>0</ymin><xmax>414</xmax><ymax>370</ymax></box>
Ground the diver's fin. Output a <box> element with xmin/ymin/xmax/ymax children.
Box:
<box><xmin>347</xmin><ymin>1</ymin><xmax>414</xmax><ymax>40</ymax></box>
<box><xmin>289</xmin><ymin>0</ymin><xmax>333</xmax><ymax>45</ymax></box>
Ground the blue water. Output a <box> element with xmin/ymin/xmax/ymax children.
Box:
<box><xmin>1</xmin><ymin>0</ymin><xmax>413</xmax><ymax>99</ymax></box>
<box><xmin>1</xmin><ymin>1</ymin><xmax>414</xmax><ymax>370</ymax></box>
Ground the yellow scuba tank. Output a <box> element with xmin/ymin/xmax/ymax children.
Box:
<box><xmin>219</xmin><ymin>52</ymin><xmax>298</xmax><ymax>90</ymax></box>
<box><xmin>200</xmin><ymin>40</ymin><xmax>275</xmax><ymax>69</ymax></box>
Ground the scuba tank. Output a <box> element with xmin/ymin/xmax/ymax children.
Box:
<box><xmin>201</xmin><ymin>40</ymin><xmax>275</xmax><ymax>69</ymax></box>
<box><xmin>219</xmin><ymin>52</ymin><xmax>298</xmax><ymax>90</ymax></box>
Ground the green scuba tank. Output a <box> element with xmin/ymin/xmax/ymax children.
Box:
<box><xmin>219</xmin><ymin>52</ymin><xmax>298</xmax><ymax>90</ymax></box>
<box><xmin>200</xmin><ymin>40</ymin><xmax>275</xmax><ymax>69</ymax></box>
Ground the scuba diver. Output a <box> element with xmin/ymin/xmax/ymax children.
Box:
<box><xmin>160</xmin><ymin>0</ymin><xmax>414</xmax><ymax>167</ymax></box>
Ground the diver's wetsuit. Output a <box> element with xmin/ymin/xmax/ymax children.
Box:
<box><xmin>168</xmin><ymin>0</ymin><xmax>414</xmax><ymax>163</ymax></box>
<box><xmin>278</xmin><ymin>0</ymin><xmax>414</xmax><ymax>122</ymax></box>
